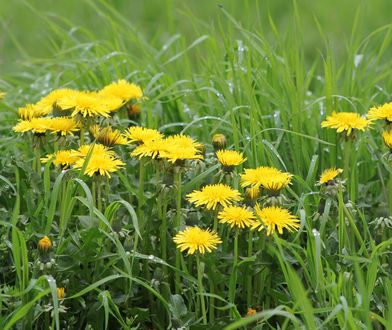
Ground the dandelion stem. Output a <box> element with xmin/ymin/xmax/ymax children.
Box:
<box><xmin>246</xmin><ymin>230</ymin><xmax>253</xmax><ymax>307</ymax></box>
<box><xmin>229</xmin><ymin>228</ymin><xmax>239</xmax><ymax>317</ymax></box>
<box><xmin>389</xmin><ymin>172</ymin><xmax>392</xmax><ymax>216</ymax></box>
<box><xmin>196</xmin><ymin>254</ymin><xmax>207</xmax><ymax>324</ymax></box>
<box><xmin>175</xmin><ymin>167</ymin><xmax>182</xmax><ymax>293</ymax></box>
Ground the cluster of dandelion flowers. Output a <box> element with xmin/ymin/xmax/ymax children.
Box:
<box><xmin>99</xmin><ymin>79</ymin><xmax>143</xmax><ymax>103</ymax></box>
<box><xmin>252</xmin><ymin>205</ymin><xmax>300</xmax><ymax>235</ymax></box>
<box><xmin>41</xmin><ymin>150</ymin><xmax>80</xmax><ymax>169</ymax></box>
<box><xmin>13</xmin><ymin>117</ymin><xmax>80</xmax><ymax>136</ymax></box>
<box><xmin>218</xmin><ymin>205</ymin><xmax>255</xmax><ymax>228</ymax></box>
<box><xmin>125</xmin><ymin>126</ymin><xmax>163</xmax><ymax>144</ymax></box>
<box><xmin>319</xmin><ymin>168</ymin><xmax>343</xmax><ymax>185</ymax></box>
<box><xmin>173</xmin><ymin>226</ymin><xmax>222</xmax><ymax>255</ymax></box>
<box><xmin>240</xmin><ymin>166</ymin><xmax>292</xmax><ymax>194</ymax></box>
<box><xmin>368</xmin><ymin>102</ymin><xmax>392</xmax><ymax>123</ymax></box>
<box><xmin>216</xmin><ymin>149</ymin><xmax>246</xmax><ymax>171</ymax></box>
<box><xmin>382</xmin><ymin>130</ymin><xmax>392</xmax><ymax>149</ymax></box>
<box><xmin>187</xmin><ymin>184</ymin><xmax>241</xmax><ymax>210</ymax></box>
<box><xmin>90</xmin><ymin>125</ymin><xmax>127</xmax><ymax>146</ymax></box>
<box><xmin>321</xmin><ymin>111</ymin><xmax>370</xmax><ymax>136</ymax></box>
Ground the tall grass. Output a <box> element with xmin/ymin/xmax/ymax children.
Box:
<box><xmin>1</xmin><ymin>0</ymin><xmax>392</xmax><ymax>328</ymax></box>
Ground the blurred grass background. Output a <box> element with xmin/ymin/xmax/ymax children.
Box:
<box><xmin>2</xmin><ymin>0</ymin><xmax>392</xmax><ymax>75</ymax></box>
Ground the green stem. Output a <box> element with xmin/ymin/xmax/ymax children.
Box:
<box><xmin>389</xmin><ymin>173</ymin><xmax>392</xmax><ymax>216</ymax></box>
<box><xmin>80</xmin><ymin>126</ymin><xmax>85</xmax><ymax>146</ymax></box>
<box><xmin>196</xmin><ymin>254</ymin><xmax>207</xmax><ymax>325</ymax></box>
<box><xmin>246</xmin><ymin>230</ymin><xmax>253</xmax><ymax>308</ymax></box>
<box><xmin>175</xmin><ymin>168</ymin><xmax>182</xmax><ymax>293</ymax></box>
<box><xmin>229</xmin><ymin>229</ymin><xmax>239</xmax><ymax>317</ymax></box>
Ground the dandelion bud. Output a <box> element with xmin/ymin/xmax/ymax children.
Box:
<box><xmin>57</xmin><ymin>287</ymin><xmax>66</xmax><ymax>300</ymax></box>
<box><xmin>245</xmin><ymin>186</ymin><xmax>260</xmax><ymax>201</ymax></box>
<box><xmin>38</xmin><ymin>236</ymin><xmax>52</xmax><ymax>252</ymax></box>
<box><xmin>247</xmin><ymin>308</ymin><xmax>257</xmax><ymax>316</ymax></box>
<box><xmin>382</xmin><ymin>130</ymin><xmax>392</xmax><ymax>150</ymax></box>
<box><xmin>128</xmin><ymin>104</ymin><xmax>141</xmax><ymax>120</ymax></box>
<box><xmin>212</xmin><ymin>134</ymin><xmax>226</xmax><ymax>150</ymax></box>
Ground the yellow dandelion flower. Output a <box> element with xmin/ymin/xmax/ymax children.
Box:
<box><xmin>13</xmin><ymin>117</ymin><xmax>52</xmax><ymax>134</ymax></box>
<box><xmin>74</xmin><ymin>153</ymin><xmax>125</xmax><ymax>178</ymax></box>
<box><xmin>38</xmin><ymin>236</ymin><xmax>52</xmax><ymax>252</ymax></box>
<box><xmin>216</xmin><ymin>149</ymin><xmax>246</xmax><ymax>169</ymax></box>
<box><xmin>247</xmin><ymin>308</ymin><xmax>257</xmax><ymax>316</ymax></box>
<box><xmin>368</xmin><ymin>102</ymin><xmax>392</xmax><ymax>122</ymax></box>
<box><xmin>98</xmin><ymin>95</ymin><xmax>124</xmax><ymax>113</ymax></box>
<box><xmin>173</xmin><ymin>226</ymin><xmax>222</xmax><ymax>255</ymax></box>
<box><xmin>37</xmin><ymin>88</ymin><xmax>79</xmax><ymax>114</ymax></box>
<box><xmin>159</xmin><ymin>134</ymin><xmax>204</xmax><ymax>163</ymax></box>
<box><xmin>212</xmin><ymin>133</ymin><xmax>227</xmax><ymax>150</ymax></box>
<box><xmin>252</xmin><ymin>205</ymin><xmax>300</xmax><ymax>236</ymax></box>
<box><xmin>0</xmin><ymin>91</ymin><xmax>6</xmax><ymax>99</ymax></box>
<box><xmin>125</xmin><ymin>126</ymin><xmax>163</xmax><ymax>144</ymax></box>
<box><xmin>165</xmin><ymin>134</ymin><xmax>204</xmax><ymax>151</ymax></box>
<box><xmin>47</xmin><ymin>117</ymin><xmax>80</xmax><ymax>136</ymax></box>
<box><xmin>319</xmin><ymin>168</ymin><xmax>343</xmax><ymax>184</ymax></box>
<box><xmin>41</xmin><ymin>150</ymin><xmax>80</xmax><ymax>169</ymax></box>
<box><xmin>321</xmin><ymin>111</ymin><xmax>370</xmax><ymax>135</ymax></box>
<box><xmin>57</xmin><ymin>91</ymin><xmax>112</xmax><ymax>118</ymax></box>
<box><xmin>99</xmin><ymin>79</ymin><xmax>143</xmax><ymax>103</ymax></box>
<box><xmin>131</xmin><ymin>138</ymin><xmax>167</xmax><ymax>159</ymax></box>
<box><xmin>382</xmin><ymin>130</ymin><xmax>392</xmax><ymax>149</ymax></box>
<box><xmin>240</xmin><ymin>166</ymin><xmax>292</xmax><ymax>192</ymax></box>
<box><xmin>57</xmin><ymin>287</ymin><xmax>66</xmax><ymax>300</ymax></box>
<box><xmin>90</xmin><ymin>125</ymin><xmax>127</xmax><ymax>146</ymax></box>
<box><xmin>160</xmin><ymin>145</ymin><xmax>203</xmax><ymax>163</ymax></box>
<box><xmin>18</xmin><ymin>104</ymin><xmax>49</xmax><ymax>120</ymax></box>
<box><xmin>218</xmin><ymin>205</ymin><xmax>255</xmax><ymax>228</ymax></box>
<box><xmin>187</xmin><ymin>184</ymin><xmax>242</xmax><ymax>210</ymax></box>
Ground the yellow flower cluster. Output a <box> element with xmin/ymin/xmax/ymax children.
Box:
<box><xmin>129</xmin><ymin>127</ymin><xmax>203</xmax><ymax>164</ymax></box>
<box><xmin>13</xmin><ymin>79</ymin><xmax>143</xmax><ymax>134</ymax></box>
<box><xmin>42</xmin><ymin>144</ymin><xmax>124</xmax><ymax>177</ymax></box>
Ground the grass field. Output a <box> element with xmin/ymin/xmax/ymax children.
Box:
<box><xmin>2</xmin><ymin>0</ymin><xmax>392</xmax><ymax>329</ymax></box>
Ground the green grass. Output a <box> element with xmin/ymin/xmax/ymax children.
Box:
<box><xmin>1</xmin><ymin>0</ymin><xmax>392</xmax><ymax>329</ymax></box>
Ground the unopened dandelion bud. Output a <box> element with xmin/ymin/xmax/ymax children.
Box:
<box><xmin>212</xmin><ymin>134</ymin><xmax>226</xmax><ymax>150</ymax></box>
<box><xmin>57</xmin><ymin>287</ymin><xmax>66</xmax><ymax>300</ymax></box>
<box><xmin>247</xmin><ymin>308</ymin><xmax>257</xmax><ymax>316</ymax></box>
<box><xmin>128</xmin><ymin>104</ymin><xmax>141</xmax><ymax>120</ymax></box>
<box><xmin>38</xmin><ymin>236</ymin><xmax>52</xmax><ymax>252</ymax></box>
<box><xmin>245</xmin><ymin>186</ymin><xmax>260</xmax><ymax>201</ymax></box>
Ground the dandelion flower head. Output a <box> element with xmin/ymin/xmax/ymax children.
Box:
<box><xmin>368</xmin><ymin>102</ymin><xmax>392</xmax><ymax>122</ymax></box>
<box><xmin>252</xmin><ymin>205</ymin><xmax>300</xmax><ymax>236</ymax></box>
<box><xmin>382</xmin><ymin>130</ymin><xmax>392</xmax><ymax>149</ymax></box>
<box><xmin>187</xmin><ymin>183</ymin><xmax>242</xmax><ymax>210</ymax></box>
<box><xmin>125</xmin><ymin>126</ymin><xmax>163</xmax><ymax>144</ymax></box>
<box><xmin>99</xmin><ymin>80</ymin><xmax>143</xmax><ymax>103</ymax></box>
<box><xmin>173</xmin><ymin>226</ymin><xmax>222</xmax><ymax>255</ymax></box>
<box><xmin>321</xmin><ymin>111</ymin><xmax>370</xmax><ymax>135</ymax></box>
<box><xmin>319</xmin><ymin>168</ymin><xmax>343</xmax><ymax>184</ymax></box>
<box><xmin>216</xmin><ymin>149</ymin><xmax>246</xmax><ymax>169</ymax></box>
<box><xmin>218</xmin><ymin>205</ymin><xmax>255</xmax><ymax>228</ymax></box>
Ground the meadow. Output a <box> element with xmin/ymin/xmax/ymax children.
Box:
<box><xmin>2</xmin><ymin>0</ymin><xmax>392</xmax><ymax>329</ymax></box>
